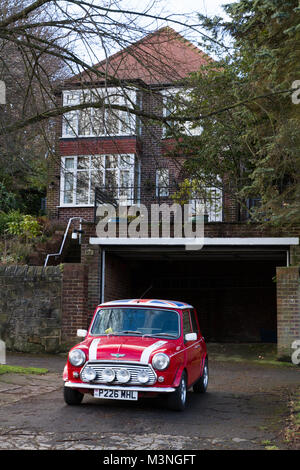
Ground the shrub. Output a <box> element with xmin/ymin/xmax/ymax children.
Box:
<box><xmin>6</xmin><ymin>213</ymin><xmax>42</xmax><ymax>240</ymax></box>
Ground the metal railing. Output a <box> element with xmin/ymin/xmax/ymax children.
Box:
<box><xmin>44</xmin><ymin>217</ymin><xmax>86</xmax><ymax>268</ymax></box>
<box><xmin>93</xmin><ymin>185</ymin><xmax>175</xmax><ymax>222</ymax></box>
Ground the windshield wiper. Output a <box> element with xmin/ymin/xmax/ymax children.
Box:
<box><xmin>115</xmin><ymin>330</ymin><xmax>143</xmax><ymax>335</ymax></box>
<box><xmin>143</xmin><ymin>333</ymin><xmax>177</xmax><ymax>338</ymax></box>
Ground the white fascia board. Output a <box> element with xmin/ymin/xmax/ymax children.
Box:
<box><xmin>89</xmin><ymin>237</ymin><xmax>299</xmax><ymax>246</ymax></box>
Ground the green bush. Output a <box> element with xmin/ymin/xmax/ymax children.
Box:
<box><xmin>6</xmin><ymin>212</ymin><xmax>42</xmax><ymax>240</ymax></box>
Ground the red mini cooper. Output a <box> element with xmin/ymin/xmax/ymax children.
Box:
<box><xmin>63</xmin><ymin>299</ymin><xmax>208</xmax><ymax>411</ymax></box>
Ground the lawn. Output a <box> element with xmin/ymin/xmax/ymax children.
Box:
<box><xmin>0</xmin><ymin>364</ymin><xmax>48</xmax><ymax>375</ymax></box>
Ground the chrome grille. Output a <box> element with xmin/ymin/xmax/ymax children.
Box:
<box><xmin>80</xmin><ymin>361</ymin><xmax>157</xmax><ymax>385</ymax></box>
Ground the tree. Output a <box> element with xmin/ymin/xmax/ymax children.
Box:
<box><xmin>169</xmin><ymin>0</ymin><xmax>300</xmax><ymax>227</ymax></box>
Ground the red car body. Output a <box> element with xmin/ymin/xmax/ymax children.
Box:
<box><xmin>63</xmin><ymin>299</ymin><xmax>208</xmax><ymax>410</ymax></box>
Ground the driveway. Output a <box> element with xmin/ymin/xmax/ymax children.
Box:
<box><xmin>0</xmin><ymin>352</ymin><xmax>299</xmax><ymax>450</ymax></box>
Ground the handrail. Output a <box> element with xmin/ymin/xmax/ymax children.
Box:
<box><xmin>44</xmin><ymin>217</ymin><xmax>85</xmax><ymax>268</ymax></box>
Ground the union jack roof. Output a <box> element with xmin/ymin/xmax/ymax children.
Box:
<box><xmin>99</xmin><ymin>299</ymin><xmax>193</xmax><ymax>309</ymax></box>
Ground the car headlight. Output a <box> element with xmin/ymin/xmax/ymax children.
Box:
<box><xmin>69</xmin><ymin>349</ymin><xmax>86</xmax><ymax>367</ymax></box>
<box><xmin>116</xmin><ymin>369</ymin><xmax>131</xmax><ymax>383</ymax></box>
<box><xmin>82</xmin><ymin>367</ymin><xmax>97</xmax><ymax>382</ymax></box>
<box><xmin>102</xmin><ymin>368</ymin><xmax>115</xmax><ymax>383</ymax></box>
<box><xmin>137</xmin><ymin>369</ymin><xmax>150</xmax><ymax>384</ymax></box>
<box><xmin>152</xmin><ymin>353</ymin><xmax>170</xmax><ymax>371</ymax></box>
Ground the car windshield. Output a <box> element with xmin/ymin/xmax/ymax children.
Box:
<box><xmin>90</xmin><ymin>307</ymin><xmax>180</xmax><ymax>338</ymax></box>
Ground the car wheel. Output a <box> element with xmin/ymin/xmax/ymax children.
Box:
<box><xmin>167</xmin><ymin>371</ymin><xmax>187</xmax><ymax>411</ymax></box>
<box><xmin>63</xmin><ymin>386</ymin><xmax>84</xmax><ymax>405</ymax></box>
<box><xmin>193</xmin><ymin>358</ymin><xmax>208</xmax><ymax>394</ymax></box>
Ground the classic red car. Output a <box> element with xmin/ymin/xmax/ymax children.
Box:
<box><xmin>63</xmin><ymin>299</ymin><xmax>208</xmax><ymax>411</ymax></box>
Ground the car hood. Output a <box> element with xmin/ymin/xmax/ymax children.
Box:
<box><xmin>83</xmin><ymin>335</ymin><xmax>178</xmax><ymax>363</ymax></box>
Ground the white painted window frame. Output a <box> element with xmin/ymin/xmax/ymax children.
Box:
<box><xmin>62</xmin><ymin>87</ymin><xmax>138</xmax><ymax>138</ymax></box>
<box><xmin>60</xmin><ymin>154</ymin><xmax>136</xmax><ymax>207</ymax></box>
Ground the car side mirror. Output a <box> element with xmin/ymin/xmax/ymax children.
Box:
<box><xmin>185</xmin><ymin>332</ymin><xmax>197</xmax><ymax>342</ymax></box>
<box><xmin>77</xmin><ymin>329</ymin><xmax>87</xmax><ymax>338</ymax></box>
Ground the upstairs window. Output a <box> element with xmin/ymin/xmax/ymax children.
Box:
<box><xmin>60</xmin><ymin>154</ymin><xmax>136</xmax><ymax>206</ymax></box>
<box><xmin>162</xmin><ymin>87</ymin><xmax>203</xmax><ymax>137</ymax></box>
<box><xmin>156</xmin><ymin>169</ymin><xmax>170</xmax><ymax>197</ymax></box>
<box><xmin>62</xmin><ymin>87</ymin><xmax>137</xmax><ymax>137</ymax></box>
<box><xmin>189</xmin><ymin>186</ymin><xmax>223</xmax><ymax>222</ymax></box>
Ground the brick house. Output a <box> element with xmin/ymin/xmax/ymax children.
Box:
<box><xmin>46</xmin><ymin>27</ymin><xmax>299</xmax><ymax>358</ymax></box>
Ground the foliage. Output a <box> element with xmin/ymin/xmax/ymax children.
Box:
<box><xmin>6</xmin><ymin>212</ymin><xmax>42</xmax><ymax>240</ymax></box>
<box><xmin>170</xmin><ymin>0</ymin><xmax>300</xmax><ymax>227</ymax></box>
<box><xmin>0</xmin><ymin>183</ymin><xmax>17</xmax><ymax>212</ymax></box>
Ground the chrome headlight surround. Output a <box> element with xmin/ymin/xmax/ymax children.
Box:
<box><xmin>102</xmin><ymin>367</ymin><xmax>115</xmax><ymax>383</ymax></box>
<box><xmin>69</xmin><ymin>348</ymin><xmax>86</xmax><ymax>367</ymax></box>
<box><xmin>116</xmin><ymin>369</ymin><xmax>131</xmax><ymax>383</ymax></box>
<box><xmin>137</xmin><ymin>369</ymin><xmax>150</xmax><ymax>384</ymax></box>
<box><xmin>82</xmin><ymin>366</ymin><xmax>97</xmax><ymax>382</ymax></box>
<box><xmin>152</xmin><ymin>353</ymin><xmax>170</xmax><ymax>371</ymax></box>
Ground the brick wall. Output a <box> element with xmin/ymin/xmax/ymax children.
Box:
<box><xmin>0</xmin><ymin>266</ymin><xmax>63</xmax><ymax>353</ymax></box>
<box><xmin>61</xmin><ymin>263</ymin><xmax>89</xmax><ymax>346</ymax></box>
<box><xmin>104</xmin><ymin>253</ymin><xmax>132</xmax><ymax>302</ymax></box>
<box><xmin>0</xmin><ymin>264</ymin><xmax>92</xmax><ymax>353</ymax></box>
<box><xmin>276</xmin><ymin>266</ymin><xmax>300</xmax><ymax>359</ymax></box>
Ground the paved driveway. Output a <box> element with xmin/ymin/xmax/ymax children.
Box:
<box><xmin>0</xmin><ymin>353</ymin><xmax>299</xmax><ymax>450</ymax></box>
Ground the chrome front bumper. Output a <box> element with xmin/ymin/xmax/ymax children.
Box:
<box><xmin>64</xmin><ymin>381</ymin><xmax>175</xmax><ymax>393</ymax></box>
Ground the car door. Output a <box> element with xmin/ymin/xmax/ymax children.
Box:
<box><xmin>190</xmin><ymin>308</ymin><xmax>205</xmax><ymax>380</ymax></box>
<box><xmin>182</xmin><ymin>309</ymin><xmax>199</xmax><ymax>385</ymax></box>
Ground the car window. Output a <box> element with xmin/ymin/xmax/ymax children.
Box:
<box><xmin>90</xmin><ymin>307</ymin><xmax>180</xmax><ymax>338</ymax></box>
<box><xmin>190</xmin><ymin>309</ymin><xmax>199</xmax><ymax>334</ymax></box>
<box><xmin>182</xmin><ymin>310</ymin><xmax>192</xmax><ymax>336</ymax></box>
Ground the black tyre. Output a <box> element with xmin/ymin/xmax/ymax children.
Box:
<box><xmin>63</xmin><ymin>386</ymin><xmax>84</xmax><ymax>405</ymax></box>
<box><xmin>167</xmin><ymin>371</ymin><xmax>187</xmax><ymax>411</ymax></box>
<box><xmin>193</xmin><ymin>358</ymin><xmax>208</xmax><ymax>394</ymax></box>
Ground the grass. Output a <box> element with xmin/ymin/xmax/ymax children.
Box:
<box><xmin>0</xmin><ymin>364</ymin><xmax>48</xmax><ymax>375</ymax></box>
<box><xmin>207</xmin><ymin>343</ymin><xmax>297</xmax><ymax>368</ymax></box>
<box><xmin>284</xmin><ymin>391</ymin><xmax>300</xmax><ymax>447</ymax></box>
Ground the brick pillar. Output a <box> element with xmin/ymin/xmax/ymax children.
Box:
<box><xmin>276</xmin><ymin>266</ymin><xmax>300</xmax><ymax>359</ymax></box>
<box><xmin>61</xmin><ymin>263</ymin><xmax>89</xmax><ymax>347</ymax></box>
<box><xmin>81</xmin><ymin>221</ymin><xmax>101</xmax><ymax>324</ymax></box>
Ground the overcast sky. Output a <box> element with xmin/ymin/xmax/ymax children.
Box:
<box><xmin>159</xmin><ymin>0</ymin><xmax>234</xmax><ymax>17</ymax></box>
<box><xmin>77</xmin><ymin>0</ymin><xmax>236</xmax><ymax>64</ymax></box>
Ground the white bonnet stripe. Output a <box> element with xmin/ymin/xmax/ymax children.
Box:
<box><xmin>140</xmin><ymin>341</ymin><xmax>167</xmax><ymax>364</ymax></box>
<box><xmin>89</xmin><ymin>339</ymin><xmax>101</xmax><ymax>360</ymax></box>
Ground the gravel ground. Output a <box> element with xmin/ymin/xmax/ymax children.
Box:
<box><xmin>0</xmin><ymin>351</ymin><xmax>299</xmax><ymax>450</ymax></box>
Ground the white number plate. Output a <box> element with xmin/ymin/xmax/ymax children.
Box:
<box><xmin>94</xmin><ymin>389</ymin><xmax>138</xmax><ymax>401</ymax></box>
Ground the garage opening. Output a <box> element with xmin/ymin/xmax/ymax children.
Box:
<box><xmin>103</xmin><ymin>246</ymin><xmax>287</xmax><ymax>343</ymax></box>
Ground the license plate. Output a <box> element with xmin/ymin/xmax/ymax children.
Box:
<box><xmin>94</xmin><ymin>389</ymin><xmax>138</xmax><ymax>401</ymax></box>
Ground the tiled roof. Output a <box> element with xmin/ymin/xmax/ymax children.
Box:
<box><xmin>72</xmin><ymin>27</ymin><xmax>210</xmax><ymax>86</ymax></box>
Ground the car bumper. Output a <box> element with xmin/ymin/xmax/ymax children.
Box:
<box><xmin>64</xmin><ymin>381</ymin><xmax>175</xmax><ymax>393</ymax></box>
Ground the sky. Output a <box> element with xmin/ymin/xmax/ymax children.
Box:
<box><xmin>159</xmin><ymin>0</ymin><xmax>234</xmax><ymax>18</ymax></box>
<box><xmin>76</xmin><ymin>0</ymin><xmax>236</xmax><ymax>65</ymax></box>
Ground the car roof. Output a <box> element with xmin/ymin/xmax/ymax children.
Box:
<box><xmin>98</xmin><ymin>299</ymin><xmax>194</xmax><ymax>309</ymax></box>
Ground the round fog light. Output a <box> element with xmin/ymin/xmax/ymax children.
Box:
<box><xmin>137</xmin><ymin>369</ymin><xmax>150</xmax><ymax>384</ymax></box>
<box><xmin>102</xmin><ymin>368</ymin><xmax>115</xmax><ymax>383</ymax></box>
<box><xmin>84</xmin><ymin>367</ymin><xmax>97</xmax><ymax>382</ymax></box>
<box><xmin>117</xmin><ymin>369</ymin><xmax>131</xmax><ymax>383</ymax></box>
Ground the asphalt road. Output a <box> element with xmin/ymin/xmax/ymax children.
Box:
<box><xmin>0</xmin><ymin>353</ymin><xmax>299</xmax><ymax>450</ymax></box>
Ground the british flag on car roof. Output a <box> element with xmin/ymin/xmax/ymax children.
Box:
<box><xmin>101</xmin><ymin>299</ymin><xmax>193</xmax><ymax>308</ymax></box>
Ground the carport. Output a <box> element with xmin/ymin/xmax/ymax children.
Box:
<box><xmin>90</xmin><ymin>237</ymin><xmax>299</xmax><ymax>343</ymax></box>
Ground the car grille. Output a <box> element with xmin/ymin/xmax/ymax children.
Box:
<box><xmin>80</xmin><ymin>361</ymin><xmax>157</xmax><ymax>385</ymax></box>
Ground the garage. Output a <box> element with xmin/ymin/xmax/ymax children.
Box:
<box><xmin>90</xmin><ymin>238</ymin><xmax>294</xmax><ymax>343</ymax></box>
